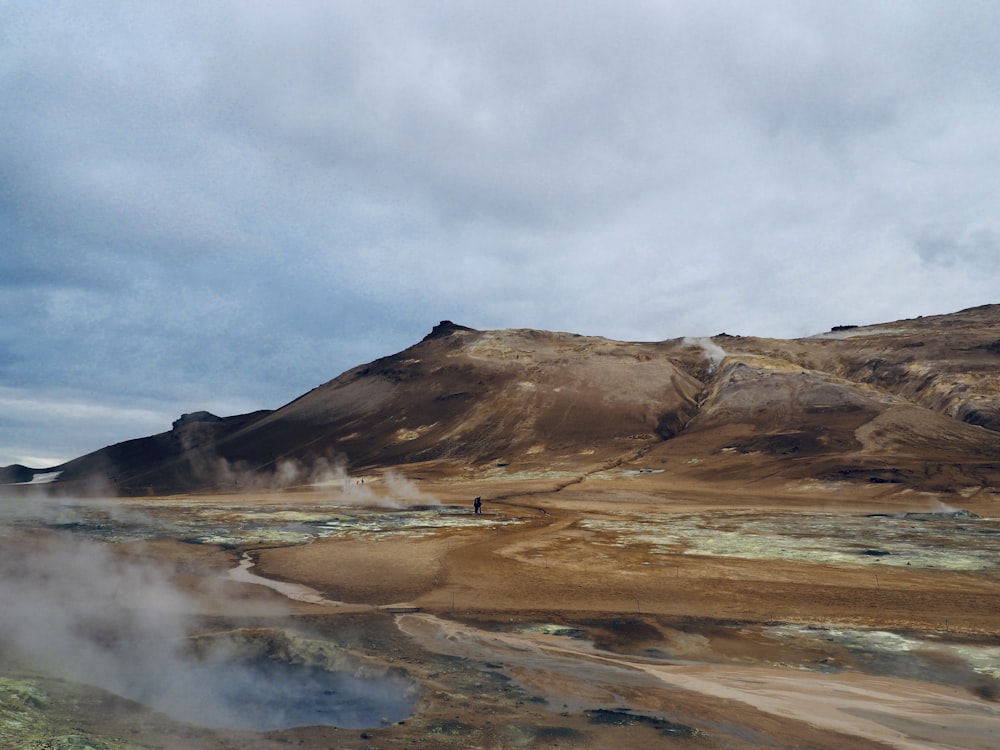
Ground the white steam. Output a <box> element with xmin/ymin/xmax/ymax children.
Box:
<box><xmin>181</xmin><ymin>452</ymin><xmax>348</xmax><ymax>491</ymax></box>
<box><xmin>172</xmin><ymin>451</ymin><xmax>440</xmax><ymax>507</ymax></box>
<box><xmin>0</xmin><ymin>532</ymin><xmax>292</xmax><ymax>727</ymax></box>
<box><xmin>683</xmin><ymin>336</ymin><xmax>728</xmax><ymax>373</ymax></box>
<box><xmin>311</xmin><ymin>464</ymin><xmax>440</xmax><ymax>508</ymax></box>
<box><xmin>0</xmin><ymin>477</ymin><xmax>432</xmax><ymax>730</ymax></box>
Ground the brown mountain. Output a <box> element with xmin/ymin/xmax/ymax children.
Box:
<box><xmin>15</xmin><ymin>306</ymin><xmax>1000</xmax><ymax>496</ymax></box>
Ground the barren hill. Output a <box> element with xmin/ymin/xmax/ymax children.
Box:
<box><xmin>13</xmin><ymin>306</ymin><xmax>1000</xmax><ymax>496</ymax></box>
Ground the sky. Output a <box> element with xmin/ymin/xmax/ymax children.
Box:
<box><xmin>2</xmin><ymin>1</ymin><xmax>999</xmax><ymax>468</ymax></box>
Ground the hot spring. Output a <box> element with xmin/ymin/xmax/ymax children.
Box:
<box><xmin>137</xmin><ymin>629</ymin><xmax>419</xmax><ymax>731</ymax></box>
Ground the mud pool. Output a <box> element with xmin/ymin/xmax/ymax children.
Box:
<box><xmin>147</xmin><ymin>653</ymin><xmax>415</xmax><ymax>731</ymax></box>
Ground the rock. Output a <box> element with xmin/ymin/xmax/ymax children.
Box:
<box><xmin>45</xmin><ymin>736</ymin><xmax>108</xmax><ymax>750</ymax></box>
<box><xmin>171</xmin><ymin>411</ymin><xmax>223</xmax><ymax>430</ymax></box>
<box><xmin>422</xmin><ymin>320</ymin><xmax>476</xmax><ymax>341</ymax></box>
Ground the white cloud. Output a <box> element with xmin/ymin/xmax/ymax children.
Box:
<box><xmin>0</xmin><ymin>387</ymin><xmax>166</xmax><ymax>425</ymax></box>
<box><xmin>0</xmin><ymin>386</ymin><xmax>261</xmax><ymax>468</ymax></box>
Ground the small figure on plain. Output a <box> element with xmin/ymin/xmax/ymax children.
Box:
<box><xmin>474</xmin><ymin>496</ymin><xmax>482</xmax><ymax>515</ymax></box>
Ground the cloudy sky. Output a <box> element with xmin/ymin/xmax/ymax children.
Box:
<box><xmin>2</xmin><ymin>1</ymin><xmax>999</xmax><ymax>467</ymax></box>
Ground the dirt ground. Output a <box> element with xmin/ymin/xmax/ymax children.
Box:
<box><xmin>3</xmin><ymin>473</ymin><xmax>1000</xmax><ymax>749</ymax></box>
<box><xmin>257</xmin><ymin>474</ymin><xmax>1000</xmax><ymax>749</ymax></box>
<box><xmin>255</xmin><ymin>475</ymin><xmax>1000</xmax><ymax>630</ymax></box>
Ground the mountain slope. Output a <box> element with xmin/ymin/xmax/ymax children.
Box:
<box><xmin>9</xmin><ymin>307</ymin><xmax>1000</xmax><ymax>496</ymax></box>
<box><xmin>91</xmin><ymin>322</ymin><xmax>706</xmax><ymax>493</ymax></box>
<box><xmin>644</xmin><ymin>306</ymin><xmax>1000</xmax><ymax>492</ymax></box>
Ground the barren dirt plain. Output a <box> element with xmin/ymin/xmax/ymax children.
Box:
<box><xmin>3</xmin><ymin>469</ymin><xmax>999</xmax><ymax>750</ymax></box>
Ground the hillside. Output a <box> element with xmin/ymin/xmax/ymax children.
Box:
<box><xmin>9</xmin><ymin>306</ymin><xmax>1000</xmax><ymax>497</ymax></box>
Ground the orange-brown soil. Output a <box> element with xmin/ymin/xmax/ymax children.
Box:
<box><xmin>238</xmin><ymin>474</ymin><xmax>1000</xmax><ymax>749</ymax></box>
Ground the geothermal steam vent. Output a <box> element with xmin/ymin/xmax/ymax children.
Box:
<box><xmin>174</xmin><ymin>629</ymin><xmax>417</xmax><ymax>731</ymax></box>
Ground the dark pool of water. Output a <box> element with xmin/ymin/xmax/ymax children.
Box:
<box><xmin>141</xmin><ymin>656</ymin><xmax>416</xmax><ymax>731</ymax></box>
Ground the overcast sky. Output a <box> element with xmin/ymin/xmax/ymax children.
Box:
<box><xmin>3</xmin><ymin>1</ymin><xmax>999</xmax><ymax>467</ymax></box>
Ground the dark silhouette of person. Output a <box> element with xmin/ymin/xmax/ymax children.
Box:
<box><xmin>474</xmin><ymin>496</ymin><xmax>482</xmax><ymax>514</ymax></box>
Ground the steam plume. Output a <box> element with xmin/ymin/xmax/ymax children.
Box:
<box><xmin>683</xmin><ymin>336</ymin><xmax>727</xmax><ymax>373</ymax></box>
